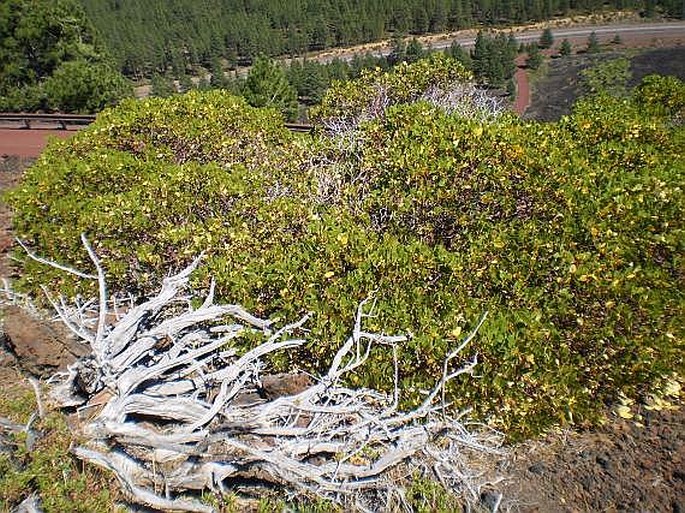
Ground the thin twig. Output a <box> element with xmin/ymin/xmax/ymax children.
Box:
<box><xmin>16</xmin><ymin>238</ymin><xmax>97</xmax><ymax>280</ymax></box>
<box><xmin>28</xmin><ymin>377</ymin><xmax>45</xmax><ymax>420</ymax></box>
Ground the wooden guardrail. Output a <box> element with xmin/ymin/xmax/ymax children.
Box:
<box><xmin>0</xmin><ymin>113</ymin><xmax>314</xmax><ymax>133</ymax></box>
<box><xmin>0</xmin><ymin>113</ymin><xmax>96</xmax><ymax>129</ymax></box>
<box><xmin>284</xmin><ymin>123</ymin><xmax>315</xmax><ymax>133</ymax></box>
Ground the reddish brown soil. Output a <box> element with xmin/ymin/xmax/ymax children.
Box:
<box><xmin>514</xmin><ymin>56</ymin><xmax>531</xmax><ymax>115</ymax></box>
<box><xmin>0</xmin><ymin>128</ymin><xmax>76</xmax><ymax>158</ymax></box>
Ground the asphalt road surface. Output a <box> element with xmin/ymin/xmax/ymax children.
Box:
<box><xmin>314</xmin><ymin>21</ymin><xmax>685</xmax><ymax>62</ymax></box>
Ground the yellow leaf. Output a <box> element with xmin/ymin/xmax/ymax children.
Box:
<box><xmin>664</xmin><ymin>379</ymin><xmax>681</xmax><ymax>397</ymax></box>
<box><xmin>619</xmin><ymin>394</ymin><xmax>634</xmax><ymax>406</ymax></box>
<box><xmin>644</xmin><ymin>397</ymin><xmax>666</xmax><ymax>411</ymax></box>
<box><xmin>449</xmin><ymin>326</ymin><xmax>462</xmax><ymax>338</ymax></box>
<box><xmin>324</xmin><ymin>271</ymin><xmax>335</xmax><ymax>279</ymax></box>
<box><xmin>615</xmin><ymin>405</ymin><xmax>633</xmax><ymax>419</ymax></box>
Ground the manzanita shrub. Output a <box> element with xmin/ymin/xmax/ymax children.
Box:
<box><xmin>310</xmin><ymin>52</ymin><xmax>474</xmax><ymax>126</ymax></box>
<box><xmin>7</xmin><ymin>66</ymin><xmax>684</xmax><ymax>438</ymax></box>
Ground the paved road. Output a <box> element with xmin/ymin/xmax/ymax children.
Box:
<box><xmin>314</xmin><ymin>21</ymin><xmax>685</xmax><ymax>62</ymax></box>
<box><xmin>439</xmin><ymin>21</ymin><xmax>685</xmax><ymax>49</ymax></box>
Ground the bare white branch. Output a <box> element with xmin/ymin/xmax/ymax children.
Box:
<box><xmin>28</xmin><ymin>244</ymin><xmax>504</xmax><ymax>512</ymax></box>
<box><xmin>15</xmin><ymin>238</ymin><xmax>97</xmax><ymax>280</ymax></box>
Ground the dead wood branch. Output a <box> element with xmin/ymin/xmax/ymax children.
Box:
<box><xmin>27</xmin><ymin>238</ymin><xmax>504</xmax><ymax>512</ymax></box>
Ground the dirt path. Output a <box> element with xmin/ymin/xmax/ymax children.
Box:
<box><xmin>514</xmin><ymin>56</ymin><xmax>531</xmax><ymax>115</ymax></box>
<box><xmin>0</xmin><ymin>128</ymin><xmax>76</xmax><ymax>158</ymax></box>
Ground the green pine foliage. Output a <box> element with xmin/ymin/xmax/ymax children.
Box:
<box><xmin>76</xmin><ymin>0</ymin><xmax>685</xmax><ymax>79</ymax></box>
<box><xmin>471</xmin><ymin>32</ymin><xmax>517</xmax><ymax>87</ymax></box>
<box><xmin>242</xmin><ymin>56</ymin><xmax>298</xmax><ymax>121</ymax></box>
<box><xmin>560</xmin><ymin>38</ymin><xmax>573</xmax><ymax>56</ymax></box>
<box><xmin>587</xmin><ymin>31</ymin><xmax>601</xmax><ymax>54</ymax></box>
<box><xmin>42</xmin><ymin>60</ymin><xmax>130</xmax><ymax>113</ymax></box>
<box><xmin>446</xmin><ymin>41</ymin><xmax>473</xmax><ymax>69</ymax></box>
<box><xmin>539</xmin><ymin>28</ymin><xmax>554</xmax><ymax>49</ymax></box>
<box><xmin>7</xmin><ymin>59</ymin><xmax>684</xmax><ymax>439</ymax></box>
<box><xmin>526</xmin><ymin>44</ymin><xmax>543</xmax><ymax>70</ymax></box>
<box><xmin>0</xmin><ymin>0</ymin><xmax>131</xmax><ymax>112</ymax></box>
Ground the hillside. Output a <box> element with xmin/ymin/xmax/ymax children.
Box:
<box><xmin>78</xmin><ymin>0</ymin><xmax>684</xmax><ymax>77</ymax></box>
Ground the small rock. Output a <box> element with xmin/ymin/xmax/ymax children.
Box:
<box><xmin>258</xmin><ymin>373</ymin><xmax>311</xmax><ymax>400</ymax></box>
<box><xmin>1</xmin><ymin>306</ymin><xmax>89</xmax><ymax>377</ymax></box>
<box><xmin>479</xmin><ymin>490</ymin><xmax>502</xmax><ymax>511</ymax></box>
<box><xmin>528</xmin><ymin>461</ymin><xmax>547</xmax><ymax>475</ymax></box>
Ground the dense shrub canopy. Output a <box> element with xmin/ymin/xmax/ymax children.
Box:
<box><xmin>8</xmin><ymin>62</ymin><xmax>684</xmax><ymax>437</ymax></box>
<box><xmin>311</xmin><ymin>53</ymin><xmax>474</xmax><ymax>126</ymax></box>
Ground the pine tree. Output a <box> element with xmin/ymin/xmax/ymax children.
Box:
<box><xmin>587</xmin><ymin>32</ymin><xmax>601</xmax><ymax>54</ymax></box>
<box><xmin>299</xmin><ymin>61</ymin><xmax>328</xmax><ymax>104</ymax></box>
<box><xmin>0</xmin><ymin>0</ymin><xmax>130</xmax><ymax>112</ymax></box>
<box><xmin>560</xmin><ymin>38</ymin><xmax>572</xmax><ymax>56</ymax></box>
<box><xmin>405</xmin><ymin>38</ymin><xmax>426</xmax><ymax>63</ymax></box>
<box><xmin>242</xmin><ymin>56</ymin><xmax>298</xmax><ymax>121</ymax></box>
<box><xmin>526</xmin><ymin>44</ymin><xmax>543</xmax><ymax>70</ymax></box>
<box><xmin>388</xmin><ymin>33</ymin><xmax>407</xmax><ymax>65</ymax></box>
<box><xmin>325</xmin><ymin>58</ymin><xmax>351</xmax><ymax>82</ymax></box>
<box><xmin>471</xmin><ymin>31</ymin><xmax>490</xmax><ymax>79</ymax></box>
<box><xmin>539</xmin><ymin>28</ymin><xmax>554</xmax><ymax>49</ymax></box>
<box><xmin>209</xmin><ymin>57</ymin><xmax>228</xmax><ymax>89</ymax></box>
<box><xmin>447</xmin><ymin>42</ymin><xmax>472</xmax><ymax>69</ymax></box>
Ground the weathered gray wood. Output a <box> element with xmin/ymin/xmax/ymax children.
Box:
<box><xmin>25</xmin><ymin>238</ymin><xmax>504</xmax><ymax>512</ymax></box>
